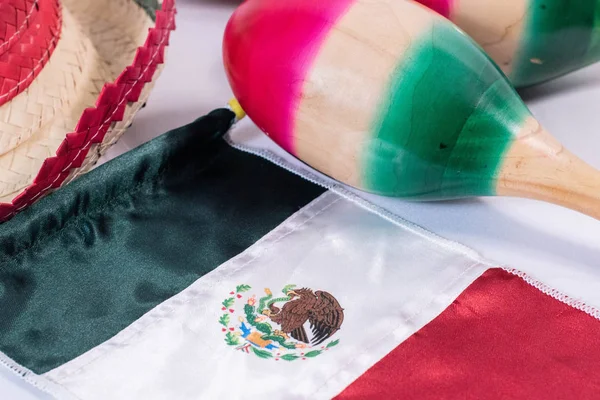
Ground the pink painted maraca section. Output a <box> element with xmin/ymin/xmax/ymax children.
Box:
<box><xmin>223</xmin><ymin>0</ymin><xmax>354</xmax><ymax>153</ymax></box>
<box><xmin>414</xmin><ymin>0</ymin><xmax>453</xmax><ymax>18</ymax></box>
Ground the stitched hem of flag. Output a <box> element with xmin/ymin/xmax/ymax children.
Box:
<box><xmin>0</xmin><ymin>351</ymin><xmax>76</xmax><ymax>400</ymax></box>
<box><xmin>224</xmin><ymin>123</ymin><xmax>493</xmax><ymax>268</ymax></box>
<box><xmin>503</xmin><ymin>267</ymin><xmax>600</xmax><ymax>320</ymax></box>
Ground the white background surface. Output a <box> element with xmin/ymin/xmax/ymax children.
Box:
<box><xmin>3</xmin><ymin>0</ymin><xmax>600</xmax><ymax>397</ymax></box>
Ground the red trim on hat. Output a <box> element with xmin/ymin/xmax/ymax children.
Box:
<box><xmin>0</xmin><ymin>0</ymin><xmax>177</xmax><ymax>221</ymax></box>
<box><xmin>0</xmin><ymin>0</ymin><xmax>62</xmax><ymax>107</ymax></box>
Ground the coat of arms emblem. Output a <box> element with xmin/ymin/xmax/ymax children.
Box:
<box><xmin>219</xmin><ymin>284</ymin><xmax>344</xmax><ymax>361</ymax></box>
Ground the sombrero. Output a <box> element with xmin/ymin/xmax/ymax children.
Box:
<box><xmin>0</xmin><ymin>0</ymin><xmax>176</xmax><ymax>221</ymax></box>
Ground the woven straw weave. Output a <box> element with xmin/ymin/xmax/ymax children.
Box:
<box><xmin>0</xmin><ymin>0</ymin><xmax>176</xmax><ymax>220</ymax></box>
<box><xmin>0</xmin><ymin>7</ymin><xmax>114</xmax><ymax>201</ymax></box>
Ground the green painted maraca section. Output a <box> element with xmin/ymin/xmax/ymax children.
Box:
<box><xmin>363</xmin><ymin>22</ymin><xmax>530</xmax><ymax>200</ymax></box>
<box><xmin>513</xmin><ymin>0</ymin><xmax>600</xmax><ymax>87</ymax></box>
<box><xmin>585</xmin><ymin>5</ymin><xmax>600</xmax><ymax>65</ymax></box>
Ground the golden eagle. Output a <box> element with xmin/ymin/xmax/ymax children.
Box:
<box><xmin>263</xmin><ymin>288</ymin><xmax>344</xmax><ymax>345</ymax></box>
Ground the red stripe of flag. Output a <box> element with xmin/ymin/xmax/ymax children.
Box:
<box><xmin>336</xmin><ymin>269</ymin><xmax>600</xmax><ymax>399</ymax></box>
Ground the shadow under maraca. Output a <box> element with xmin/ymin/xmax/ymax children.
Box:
<box><xmin>359</xmin><ymin>192</ymin><xmax>600</xmax><ymax>274</ymax></box>
<box><xmin>518</xmin><ymin>62</ymin><xmax>600</xmax><ymax>103</ymax></box>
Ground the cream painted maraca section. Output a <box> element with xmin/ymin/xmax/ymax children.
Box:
<box><xmin>294</xmin><ymin>0</ymin><xmax>434</xmax><ymax>187</ymax></box>
<box><xmin>452</xmin><ymin>0</ymin><xmax>528</xmax><ymax>77</ymax></box>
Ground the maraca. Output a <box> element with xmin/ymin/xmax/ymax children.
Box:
<box><xmin>224</xmin><ymin>0</ymin><xmax>600</xmax><ymax>219</ymax></box>
<box><xmin>417</xmin><ymin>0</ymin><xmax>600</xmax><ymax>87</ymax></box>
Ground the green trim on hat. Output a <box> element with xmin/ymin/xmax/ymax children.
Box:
<box><xmin>134</xmin><ymin>0</ymin><xmax>161</xmax><ymax>20</ymax></box>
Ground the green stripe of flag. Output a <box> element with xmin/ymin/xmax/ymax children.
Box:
<box><xmin>0</xmin><ymin>109</ymin><xmax>324</xmax><ymax>373</ymax></box>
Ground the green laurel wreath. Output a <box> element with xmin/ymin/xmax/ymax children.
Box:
<box><xmin>220</xmin><ymin>284</ymin><xmax>340</xmax><ymax>361</ymax></box>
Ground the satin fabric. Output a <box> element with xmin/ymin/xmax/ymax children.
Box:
<box><xmin>337</xmin><ymin>268</ymin><xmax>600</xmax><ymax>399</ymax></box>
<box><xmin>43</xmin><ymin>192</ymin><xmax>489</xmax><ymax>399</ymax></box>
<box><xmin>0</xmin><ymin>109</ymin><xmax>324</xmax><ymax>373</ymax></box>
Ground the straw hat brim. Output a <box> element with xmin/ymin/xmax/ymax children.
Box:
<box><xmin>0</xmin><ymin>0</ymin><xmax>176</xmax><ymax>221</ymax></box>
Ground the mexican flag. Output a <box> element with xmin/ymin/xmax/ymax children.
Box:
<box><xmin>1</xmin><ymin>110</ymin><xmax>599</xmax><ymax>399</ymax></box>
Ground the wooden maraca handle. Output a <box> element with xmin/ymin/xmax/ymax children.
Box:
<box><xmin>499</xmin><ymin>120</ymin><xmax>600</xmax><ymax>219</ymax></box>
